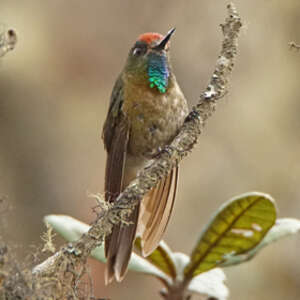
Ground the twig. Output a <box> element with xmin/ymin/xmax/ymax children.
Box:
<box><xmin>289</xmin><ymin>41</ymin><xmax>300</xmax><ymax>51</ymax></box>
<box><xmin>32</xmin><ymin>3</ymin><xmax>242</xmax><ymax>293</ymax></box>
<box><xmin>0</xmin><ymin>29</ymin><xmax>17</xmax><ymax>57</ymax></box>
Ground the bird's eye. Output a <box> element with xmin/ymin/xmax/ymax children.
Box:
<box><xmin>133</xmin><ymin>47</ymin><xmax>143</xmax><ymax>56</ymax></box>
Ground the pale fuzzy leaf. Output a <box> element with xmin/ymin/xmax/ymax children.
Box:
<box><xmin>44</xmin><ymin>215</ymin><xmax>171</xmax><ymax>282</ymax></box>
<box><xmin>172</xmin><ymin>252</ymin><xmax>190</xmax><ymax>281</ymax></box>
<box><xmin>188</xmin><ymin>268</ymin><xmax>229</xmax><ymax>300</ymax></box>
<box><xmin>171</xmin><ymin>252</ymin><xmax>229</xmax><ymax>300</ymax></box>
<box><xmin>260</xmin><ymin>218</ymin><xmax>300</xmax><ymax>244</ymax></box>
<box><xmin>220</xmin><ymin>218</ymin><xmax>300</xmax><ymax>267</ymax></box>
<box><xmin>45</xmin><ymin>215</ymin><xmax>91</xmax><ymax>242</ymax></box>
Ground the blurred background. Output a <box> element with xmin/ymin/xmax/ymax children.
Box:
<box><xmin>0</xmin><ymin>0</ymin><xmax>300</xmax><ymax>299</ymax></box>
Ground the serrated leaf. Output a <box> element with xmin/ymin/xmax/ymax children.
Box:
<box><xmin>44</xmin><ymin>215</ymin><xmax>171</xmax><ymax>283</ymax></box>
<box><xmin>135</xmin><ymin>238</ymin><xmax>177</xmax><ymax>279</ymax></box>
<box><xmin>220</xmin><ymin>218</ymin><xmax>300</xmax><ymax>267</ymax></box>
<box><xmin>188</xmin><ymin>268</ymin><xmax>229</xmax><ymax>300</ymax></box>
<box><xmin>184</xmin><ymin>192</ymin><xmax>276</xmax><ymax>278</ymax></box>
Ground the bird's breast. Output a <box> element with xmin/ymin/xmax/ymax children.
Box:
<box><xmin>123</xmin><ymin>80</ymin><xmax>188</xmax><ymax>157</ymax></box>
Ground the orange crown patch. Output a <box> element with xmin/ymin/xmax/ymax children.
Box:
<box><xmin>138</xmin><ymin>32</ymin><xmax>163</xmax><ymax>45</ymax></box>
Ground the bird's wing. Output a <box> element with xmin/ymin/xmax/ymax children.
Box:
<box><xmin>102</xmin><ymin>75</ymin><xmax>125</xmax><ymax>153</ymax></box>
<box><xmin>102</xmin><ymin>75</ymin><xmax>140</xmax><ymax>283</ymax></box>
<box><xmin>138</xmin><ymin>166</ymin><xmax>178</xmax><ymax>256</ymax></box>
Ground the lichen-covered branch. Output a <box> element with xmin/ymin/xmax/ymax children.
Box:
<box><xmin>0</xmin><ymin>29</ymin><xmax>17</xmax><ymax>57</ymax></box>
<box><xmin>289</xmin><ymin>41</ymin><xmax>300</xmax><ymax>51</ymax></box>
<box><xmin>32</xmin><ymin>3</ymin><xmax>242</xmax><ymax>292</ymax></box>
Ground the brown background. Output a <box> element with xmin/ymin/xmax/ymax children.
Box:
<box><xmin>0</xmin><ymin>1</ymin><xmax>300</xmax><ymax>299</ymax></box>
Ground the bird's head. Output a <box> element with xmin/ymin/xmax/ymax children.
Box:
<box><xmin>124</xmin><ymin>28</ymin><xmax>176</xmax><ymax>93</ymax></box>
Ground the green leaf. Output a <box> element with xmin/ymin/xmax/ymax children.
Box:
<box><xmin>135</xmin><ymin>238</ymin><xmax>177</xmax><ymax>279</ymax></box>
<box><xmin>44</xmin><ymin>215</ymin><xmax>171</xmax><ymax>283</ymax></box>
<box><xmin>220</xmin><ymin>218</ymin><xmax>300</xmax><ymax>267</ymax></box>
<box><xmin>184</xmin><ymin>192</ymin><xmax>277</xmax><ymax>278</ymax></box>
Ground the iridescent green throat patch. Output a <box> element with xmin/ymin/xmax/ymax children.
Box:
<box><xmin>148</xmin><ymin>53</ymin><xmax>169</xmax><ymax>93</ymax></box>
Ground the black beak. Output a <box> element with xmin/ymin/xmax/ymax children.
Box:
<box><xmin>153</xmin><ymin>27</ymin><xmax>176</xmax><ymax>51</ymax></box>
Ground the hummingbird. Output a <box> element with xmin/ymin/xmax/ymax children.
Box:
<box><xmin>102</xmin><ymin>28</ymin><xmax>188</xmax><ymax>283</ymax></box>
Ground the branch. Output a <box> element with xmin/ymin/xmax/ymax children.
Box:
<box><xmin>289</xmin><ymin>41</ymin><xmax>300</xmax><ymax>51</ymax></box>
<box><xmin>32</xmin><ymin>3</ymin><xmax>242</xmax><ymax>289</ymax></box>
<box><xmin>0</xmin><ymin>28</ymin><xmax>17</xmax><ymax>57</ymax></box>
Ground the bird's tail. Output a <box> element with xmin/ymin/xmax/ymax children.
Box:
<box><xmin>104</xmin><ymin>202</ymin><xmax>140</xmax><ymax>284</ymax></box>
<box><xmin>104</xmin><ymin>167</ymin><xmax>178</xmax><ymax>283</ymax></box>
